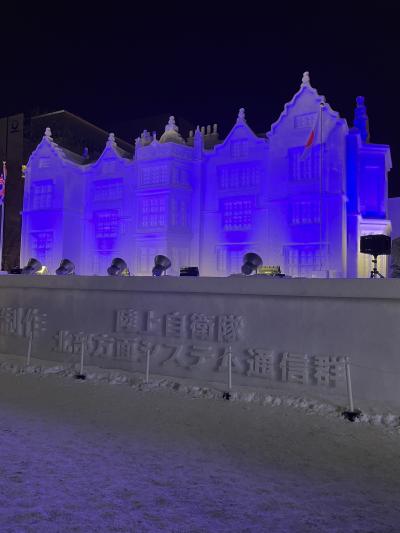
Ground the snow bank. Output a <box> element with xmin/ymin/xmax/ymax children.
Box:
<box><xmin>1</xmin><ymin>352</ymin><xmax>399</xmax><ymax>431</ymax></box>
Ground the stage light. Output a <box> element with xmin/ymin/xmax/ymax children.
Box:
<box><xmin>360</xmin><ymin>234</ymin><xmax>391</xmax><ymax>278</ymax></box>
<box><xmin>152</xmin><ymin>255</ymin><xmax>171</xmax><ymax>277</ymax></box>
<box><xmin>55</xmin><ymin>259</ymin><xmax>75</xmax><ymax>275</ymax></box>
<box><xmin>21</xmin><ymin>258</ymin><xmax>43</xmax><ymax>275</ymax></box>
<box><xmin>180</xmin><ymin>266</ymin><xmax>199</xmax><ymax>277</ymax></box>
<box><xmin>107</xmin><ymin>257</ymin><xmax>130</xmax><ymax>276</ymax></box>
<box><xmin>241</xmin><ymin>253</ymin><xmax>263</xmax><ymax>275</ymax></box>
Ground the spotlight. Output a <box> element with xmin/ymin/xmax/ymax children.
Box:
<box><xmin>360</xmin><ymin>234</ymin><xmax>391</xmax><ymax>278</ymax></box>
<box><xmin>56</xmin><ymin>259</ymin><xmax>75</xmax><ymax>275</ymax></box>
<box><xmin>21</xmin><ymin>258</ymin><xmax>42</xmax><ymax>275</ymax></box>
<box><xmin>107</xmin><ymin>257</ymin><xmax>130</xmax><ymax>276</ymax></box>
<box><xmin>152</xmin><ymin>255</ymin><xmax>171</xmax><ymax>277</ymax></box>
<box><xmin>241</xmin><ymin>253</ymin><xmax>263</xmax><ymax>275</ymax></box>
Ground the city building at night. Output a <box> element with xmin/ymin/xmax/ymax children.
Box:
<box><xmin>20</xmin><ymin>73</ymin><xmax>392</xmax><ymax>277</ymax></box>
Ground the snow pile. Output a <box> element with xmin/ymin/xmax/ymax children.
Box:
<box><xmin>1</xmin><ymin>353</ymin><xmax>399</xmax><ymax>431</ymax></box>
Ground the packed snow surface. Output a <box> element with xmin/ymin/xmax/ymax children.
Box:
<box><xmin>1</xmin><ymin>355</ymin><xmax>400</xmax><ymax>532</ymax></box>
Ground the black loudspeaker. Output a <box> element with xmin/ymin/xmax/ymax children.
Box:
<box><xmin>360</xmin><ymin>234</ymin><xmax>391</xmax><ymax>256</ymax></box>
<box><xmin>180</xmin><ymin>266</ymin><xmax>199</xmax><ymax>277</ymax></box>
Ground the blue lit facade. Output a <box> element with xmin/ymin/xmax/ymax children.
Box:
<box><xmin>21</xmin><ymin>73</ymin><xmax>392</xmax><ymax>277</ymax></box>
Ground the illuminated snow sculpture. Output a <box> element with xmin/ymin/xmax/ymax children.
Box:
<box><xmin>21</xmin><ymin>73</ymin><xmax>392</xmax><ymax>277</ymax></box>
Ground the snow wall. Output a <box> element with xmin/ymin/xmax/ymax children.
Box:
<box><xmin>1</xmin><ymin>275</ymin><xmax>399</xmax><ymax>409</ymax></box>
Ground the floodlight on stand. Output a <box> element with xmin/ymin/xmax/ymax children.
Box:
<box><xmin>21</xmin><ymin>258</ymin><xmax>43</xmax><ymax>275</ymax></box>
<box><xmin>55</xmin><ymin>259</ymin><xmax>75</xmax><ymax>275</ymax></box>
<box><xmin>360</xmin><ymin>234</ymin><xmax>391</xmax><ymax>278</ymax></box>
<box><xmin>107</xmin><ymin>257</ymin><xmax>130</xmax><ymax>276</ymax></box>
<box><xmin>241</xmin><ymin>253</ymin><xmax>263</xmax><ymax>275</ymax></box>
<box><xmin>152</xmin><ymin>255</ymin><xmax>171</xmax><ymax>277</ymax></box>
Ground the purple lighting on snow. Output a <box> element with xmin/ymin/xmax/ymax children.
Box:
<box><xmin>20</xmin><ymin>74</ymin><xmax>392</xmax><ymax>278</ymax></box>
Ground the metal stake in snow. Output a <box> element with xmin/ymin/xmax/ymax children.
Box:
<box><xmin>75</xmin><ymin>336</ymin><xmax>86</xmax><ymax>380</ymax></box>
<box><xmin>26</xmin><ymin>330</ymin><xmax>33</xmax><ymax>366</ymax></box>
<box><xmin>228</xmin><ymin>345</ymin><xmax>232</xmax><ymax>390</ymax></box>
<box><xmin>145</xmin><ymin>348</ymin><xmax>150</xmax><ymax>384</ymax></box>
<box><xmin>222</xmin><ymin>345</ymin><xmax>232</xmax><ymax>400</ymax></box>
<box><xmin>341</xmin><ymin>356</ymin><xmax>361</xmax><ymax>422</ymax></box>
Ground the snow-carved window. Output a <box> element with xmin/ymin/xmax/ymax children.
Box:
<box><xmin>94</xmin><ymin>210</ymin><xmax>120</xmax><ymax>238</ymax></box>
<box><xmin>31</xmin><ymin>180</ymin><xmax>54</xmax><ymax>209</ymax></box>
<box><xmin>139</xmin><ymin>165</ymin><xmax>169</xmax><ymax>187</ymax></box>
<box><xmin>290</xmin><ymin>201</ymin><xmax>320</xmax><ymax>224</ymax></box>
<box><xmin>218</xmin><ymin>165</ymin><xmax>261</xmax><ymax>189</ymax></box>
<box><xmin>284</xmin><ymin>245</ymin><xmax>325</xmax><ymax>277</ymax></box>
<box><xmin>288</xmin><ymin>145</ymin><xmax>322</xmax><ymax>181</ymax></box>
<box><xmin>227</xmin><ymin>248</ymin><xmax>244</xmax><ymax>274</ymax></box>
<box><xmin>172</xmin><ymin>167</ymin><xmax>189</xmax><ymax>187</ymax></box>
<box><xmin>93</xmin><ymin>179</ymin><xmax>123</xmax><ymax>201</ymax></box>
<box><xmin>222</xmin><ymin>198</ymin><xmax>252</xmax><ymax>230</ymax></box>
<box><xmin>294</xmin><ymin>112</ymin><xmax>317</xmax><ymax>129</ymax></box>
<box><xmin>32</xmin><ymin>231</ymin><xmax>53</xmax><ymax>261</ymax></box>
<box><xmin>38</xmin><ymin>158</ymin><xmax>50</xmax><ymax>168</ymax></box>
<box><xmin>230</xmin><ymin>140</ymin><xmax>249</xmax><ymax>159</ymax></box>
<box><xmin>171</xmin><ymin>198</ymin><xmax>188</xmax><ymax>228</ymax></box>
<box><xmin>139</xmin><ymin>196</ymin><xmax>166</xmax><ymax>228</ymax></box>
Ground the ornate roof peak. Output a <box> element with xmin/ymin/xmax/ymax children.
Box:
<box><xmin>301</xmin><ymin>71</ymin><xmax>311</xmax><ymax>87</ymax></box>
<box><xmin>159</xmin><ymin>115</ymin><xmax>185</xmax><ymax>145</ymax></box>
<box><xmin>44</xmin><ymin>127</ymin><xmax>53</xmax><ymax>140</ymax></box>
<box><xmin>165</xmin><ymin>115</ymin><xmax>178</xmax><ymax>132</ymax></box>
<box><xmin>236</xmin><ymin>107</ymin><xmax>246</xmax><ymax>123</ymax></box>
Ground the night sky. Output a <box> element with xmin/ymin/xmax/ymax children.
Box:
<box><xmin>2</xmin><ymin>3</ymin><xmax>399</xmax><ymax>193</ymax></box>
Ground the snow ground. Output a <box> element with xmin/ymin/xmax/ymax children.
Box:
<box><xmin>1</xmin><ymin>354</ymin><xmax>400</xmax><ymax>532</ymax></box>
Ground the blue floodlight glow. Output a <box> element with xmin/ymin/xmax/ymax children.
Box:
<box><xmin>20</xmin><ymin>74</ymin><xmax>392</xmax><ymax>279</ymax></box>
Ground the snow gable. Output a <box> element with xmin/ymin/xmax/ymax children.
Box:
<box><xmin>212</xmin><ymin>108</ymin><xmax>267</xmax><ymax>159</ymax></box>
<box><xmin>267</xmin><ymin>72</ymin><xmax>347</xmax><ymax>151</ymax></box>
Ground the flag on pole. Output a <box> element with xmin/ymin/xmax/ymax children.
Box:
<box><xmin>0</xmin><ymin>161</ymin><xmax>6</xmax><ymax>205</ymax></box>
<box><xmin>300</xmin><ymin>103</ymin><xmax>325</xmax><ymax>160</ymax></box>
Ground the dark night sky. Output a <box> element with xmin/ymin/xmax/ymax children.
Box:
<box><xmin>2</xmin><ymin>2</ymin><xmax>400</xmax><ymax>193</ymax></box>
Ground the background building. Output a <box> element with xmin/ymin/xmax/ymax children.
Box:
<box><xmin>20</xmin><ymin>73</ymin><xmax>392</xmax><ymax>277</ymax></box>
<box><xmin>0</xmin><ymin>110</ymin><xmax>132</xmax><ymax>271</ymax></box>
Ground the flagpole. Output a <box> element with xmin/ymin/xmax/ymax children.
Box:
<box><xmin>0</xmin><ymin>162</ymin><xmax>5</xmax><ymax>270</ymax></box>
<box><xmin>319</xmin><ymin>103</ymin><xmax>324</xmax><ymax>272</ymax></box>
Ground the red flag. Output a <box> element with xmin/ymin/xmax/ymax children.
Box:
<box><xmin>300</xmin><ymin>103</ymin><xmax>325</xmax><ymax>161</ymax></box>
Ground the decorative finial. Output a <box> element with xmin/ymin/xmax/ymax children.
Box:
<box><xmin>107</xmin><ymin>132</ymin><xmax>117</xmax><ymax>148</ymax></box>
<box><xmin>237</xmin><ymin>108</ymin><xmax>246</xmax><ymax>123</ymax></box>
<box><xmin>152</xmin><ymin>131</ymin><xmax>157</xmax><ymax>141</ymax></box>
<box><xmin>354</xmin><ymin>96</ymin><xmax>370</xmax><ymax>142</ymax></box>
<box><xmin>44</xmin><ymin>127</ymin><xmax>52</xmax><ymax>140</ymax></box>
<box><xmin>301</xmin><ymin>71</ymin><xmax>310</xmax><ymax>87</ymax></box>
<box><xmin>165</xmin><ymin>115</ymin><xmax>178</xmax><ymax>132</ymax></box>
<box><xmin>194</xmin><ymin>125</ymin><xmax>201</xmax><ymax>136</ymax></box>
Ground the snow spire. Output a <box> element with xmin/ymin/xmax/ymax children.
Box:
<box><xmin>44</xmin><ymin>127</ymin><xmax>53</xmax><ymax>140</ymax></box>
<box><xmin>107</xmin><ymin>132</ymin><xmax>117</xmax><ymax>148</ymax></box>
<box><xmin>301</xmin><ymin>71</ymin><xmax>311</xmax><ymax>87</ymax></box>
<box><xmin>237</xmin><ymin>108</ymin><xmax>246</xmax><ymax>123</ymax></box>
<box><xmin>194</xmin><ymin>125</ymin><xmax>203</xmax><ymax>159</ymax></box>
<box><xmin>165</xmin><ymin>115</ymin><xmax>178</xmax><ymax>132</ymax></box>
<box><xmin>353</xmin><ymin>96</ymin><xmax>370</xmax><ymax>143</ymax></box>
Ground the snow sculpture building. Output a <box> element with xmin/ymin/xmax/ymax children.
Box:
<box><xmin>20</xmin><ymin>73</ymin><xmax>392</xmax><ymax>277</ymax></box>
